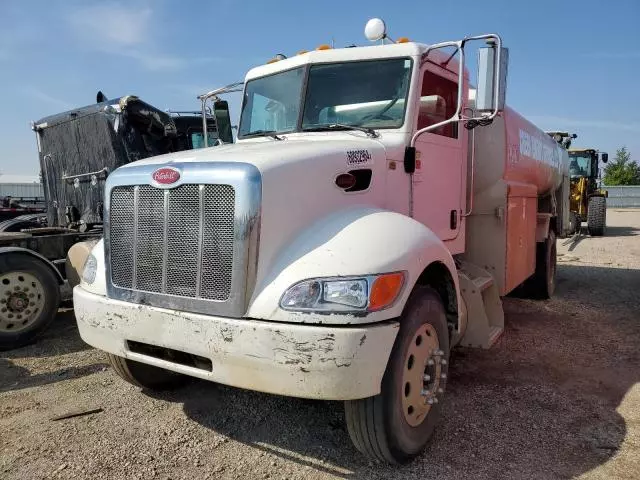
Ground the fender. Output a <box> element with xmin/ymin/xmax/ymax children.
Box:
<box><xmin>0</xmin><ymin>246</ymin><xmax>64</xmax><ymax>284</ymax></box>
<box><xmin>246</xmin><ymin>206</ymin><xmax>460</xmax><ymax>325</ymax></box>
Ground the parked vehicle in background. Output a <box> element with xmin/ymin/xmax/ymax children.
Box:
<box><xmin>547</xmin><ymin>132</ymin><xmax>608</xmax><ymax>236</ymax></box>
<box><xmin>72</xmin><ymin>19</ymin><xmax>570</xmax><ymax>463</ymax></box>
<box><xmin>0</xmin><ymin>93</ymin><xmax>232</xmax><ymax>350</ymax></box>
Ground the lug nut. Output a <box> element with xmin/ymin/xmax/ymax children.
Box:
<box><xmin>441</xmin><ymin>359</ymin><xmax>447</xmax><ymax>365</ymax></box>
<box><xmin>437</xmin><ymin>388</ymin><xmax>444</xmax><ymax>393</ymax></box>
<box><xmin>441</xmin><ymin>373</ymin><xmax>447</xmax><ymax>379</ymax></box>
<box><xmin>423</xmin><ymin>374</ymin><xmax>431</xmax><ymax>382</ymax></box>
<box><xmin>421</xmin><ymin>389</ymin><xmax>429</xmax><ymax>397</ymax></box>
<box><xmin>434</xmin><ymin>349</ymin><xmax>444</xmax><ymax>356</ymax></box>
<box><xmin>427</xmin><ymin>359</ymin><xmax>434</xmax><ymax>366</ymax></box>
<box><xmin>432</xmin><ymin>397</ymin><xmax>439</xmax><ymax>404</ymax></box>
<box><xmin>427</xmin><ymin>398</ymin><xmax>434</xmax><ymax>405</ymax></box>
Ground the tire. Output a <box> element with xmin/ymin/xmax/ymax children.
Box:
<box><xmin>522</xmin><ymin>230</ymin><xmax>557</xmax><ymax>299</ymax></box>
<box><xmin>107</xmin><ymin>353</ymin><xmax>188</xmax><ymax>390</ymax></box>
<box><xmin>344</xmin><ymin>286</ymin><xmax>450</xmax><ymax>464</ymax></box>
<box><xmin>587</xmin><ymin>196</ymin><xmax>606</xmax><ymax>236</ymax></box>
<box><xmin>567</xmin><ymin>212</ymin><xmax>579</xmax><ymax>235</ymax></box>
<box><xmin>0</xmin><ymin>253</ymin><xmax>60</xmax><ymax>350</ymax></box>
<box><xmin>0</xmin><ymin>218</ymin><xmax>40</xmax><ymax>233</ymax></box>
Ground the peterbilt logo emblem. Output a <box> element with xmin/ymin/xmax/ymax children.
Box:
<box><xmin>152</xmin><ymin>167</ymin><xmax>180</xmax><ymax>184</ymax></box>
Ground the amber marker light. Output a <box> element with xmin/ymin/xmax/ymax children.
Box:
<box><xmin>368</xmin><ymin>272</ymin><xmax>405</xmax><ymax>311</ymax></box>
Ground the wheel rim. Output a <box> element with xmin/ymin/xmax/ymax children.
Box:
<box><xmin>401</xmin><ymin>323</ymin><xmax>447</xmax><ymax>427</ymax></box>
<box><xmin>0</xmin><ymin>271</ymin><xmax>45</xmax><ymax>333</ymax></box>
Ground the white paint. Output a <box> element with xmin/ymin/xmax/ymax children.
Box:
<box><xmin>74</xmin><ymin>286</ymin><xmax>399</xmax><ymax>400</ymax></box>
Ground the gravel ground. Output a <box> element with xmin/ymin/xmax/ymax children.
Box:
<box><xmin>1</xmin><ymin>209</ymin><xmax>639</xmax><ymax>480</ymax></box>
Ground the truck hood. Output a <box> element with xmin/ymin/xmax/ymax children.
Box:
<box><xmin>119</xmin><ymin>134</ymin><xmax>387</xmax><ymax>175</ymax></box>
<box><xmin>112</xmin><ymin>133</ymin><xmax>404</xmax><ymax>313</ymax></box>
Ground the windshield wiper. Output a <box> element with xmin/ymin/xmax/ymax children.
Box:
<box><xmin>302</xmin><ymin>123</ymin><xmax>379</xmax><ymax>138</ymax></box>
<box><xmin>242</xmin><ymin>130</ymin><xmax>284</xmax><ymax>140</ymax></box>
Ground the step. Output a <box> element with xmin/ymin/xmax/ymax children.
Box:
<box><xmin>471</xmin><ymin>275</ymin><xmax>494</xmax><ymax>292</ymax></box>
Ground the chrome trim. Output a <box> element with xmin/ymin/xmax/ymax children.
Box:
<box><xmin>161</xmin><ymin>189</ymin><xmax>169</xmax><ymax>292</ymax></box>
<box><xmin>105</xmin><ymin>161</ymin><xmax>262</xmax><ymax>318</ymax></box>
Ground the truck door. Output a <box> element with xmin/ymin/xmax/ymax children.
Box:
<box><xmin>411</xmin><ymin>66</ymin><xmax>465</xmax><ymax>241</ymax></box>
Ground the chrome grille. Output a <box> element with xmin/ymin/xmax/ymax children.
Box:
<box><xmin>109</xmin><ymin>184</ymin><xmax>235</xmax><ymax>301</ymax></box>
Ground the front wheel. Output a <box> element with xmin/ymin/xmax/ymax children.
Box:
<box><xmin>587</xmin><ymin>196</ymin><xmax>606</xmax><ymax>236</ymax></box>
<box><xmin>344</xmin><ymin>286</ymin><xmax>449</xmax><ymax>463</ymax></box>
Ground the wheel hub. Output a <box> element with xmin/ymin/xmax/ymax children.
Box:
<box><xmin>0</xmin><ymin>272</ymin><xmax>45</xmax><ymax>333</ymax></box>
<box><xmin>401</xmin><ymin>324</ymin><xmax>448</xmax><ymax>427</ymax></box>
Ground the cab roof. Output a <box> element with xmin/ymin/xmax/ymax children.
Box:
<box><xmin>244</xmin><ymin>42</ymin><xmax>466</xmax><ymax>81</ymax></box>
<box><xmin>568</xmin><ymin>148</ymin><xmax>597</xmax><ymax>154</ymax></box>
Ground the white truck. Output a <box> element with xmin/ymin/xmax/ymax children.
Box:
<box><xmin>73</xmin><ymin>19</ymin><xmax>569</xmax><ymax>463</ymax></box>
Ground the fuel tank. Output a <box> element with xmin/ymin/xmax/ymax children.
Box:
<box><xmin>472</xmin><ymin>106</ymin><xmax>569</xmax><ymax>198</ymax></box>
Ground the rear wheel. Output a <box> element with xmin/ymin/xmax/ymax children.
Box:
<box><xmin>344</xmin><ymin>286</ymin><xmax>449</xmax><ymax>463</ymax></box>
<box><xmin>567</xmin><ymin>212</ymin><xmax>579</xmax><ymax>235</ymax></box>
<box><xmin>587</xmin><ymin>196</ymin><xmax>606</xmax><ymax>236</ymax></box>
<box><xmin>107</xmin><ymin>353</ymin><xmax>188</xmax><ymax>390</ymax></box>
<box><xmin>521</xmin><ymin>230</ymin><xmax>557</xmax><ymax>299</ymax></box>
<box><xmin>0</xmin><ymin>253</ymin><xmax>60</xmax><ymax>350</ymax></box>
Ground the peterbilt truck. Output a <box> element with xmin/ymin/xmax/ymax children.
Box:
<box><xmin>73</xmin><ymin>19</ymin><xmax>569</xmax><ymax>463</ymax></box>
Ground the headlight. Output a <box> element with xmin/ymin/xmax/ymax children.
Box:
<box><xmin>82</xmin><ymin>253</ymin><xmax>98</xmax><ymax>285</ymax></box>
<box><xmin>280</xmin><ymin>272</ymin><xmax>405</xmax><ymax>313</ymax></box>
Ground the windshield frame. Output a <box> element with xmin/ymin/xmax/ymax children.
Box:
<box><xmin>569</xmin><ymin>153</ymin><xmax>594</xmax><ymax>178</ymax></box>
<box><xmin>237</xmin><ymin>56</ymin><xmax>414</xmax><ymax>140</ymax></box>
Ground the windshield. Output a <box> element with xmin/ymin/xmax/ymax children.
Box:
<box><xmin>238</xmin><ymin>58</ymin><xmax>412</xmax><ymax>138</ymax></box>
<box><xmin>238</xmin><ymin>67</ymin><xmax>305</xmax><ymax>137</ymax></box>
<box><xmin>569</xmin><ymin>154</ymin><xmax>592</xmax><ymax>178</ymax></box>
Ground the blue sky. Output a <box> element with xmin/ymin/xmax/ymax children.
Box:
<box><xmin>1</xmin><ymin>0</ymin><xmax>639</xmax><ymax>177</ymax></box>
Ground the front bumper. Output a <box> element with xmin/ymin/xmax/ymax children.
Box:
<box><xmin>74</xmin><ymin>286</ymin><xmax>399</xmax><ymax>400</ymax></box>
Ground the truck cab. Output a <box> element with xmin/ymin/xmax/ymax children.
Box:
<box><xmin>73</xmin><ymin>19</ymin><xmax>567</xmax><ymax>463</ymax></box>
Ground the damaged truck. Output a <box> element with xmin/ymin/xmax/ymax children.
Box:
<box><xmin>72</xmin><ymin>19</ymin><xmax>570</xmax><ymax>463</ymax></box>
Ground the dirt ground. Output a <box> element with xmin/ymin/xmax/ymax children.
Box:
<box><xmin>1</xmin><ymin>209</ymin><xmax>639</xmax><ymax>480</ymax></box>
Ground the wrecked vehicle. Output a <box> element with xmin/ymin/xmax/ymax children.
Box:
<box><xmin>0</xmin><ymin>93</ymin><xmax>232</xmax><ymax>350</ymax></box>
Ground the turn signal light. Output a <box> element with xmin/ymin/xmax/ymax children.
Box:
<box><xmin>369</xmin><ymin>272</ymin><xmax>405</xmax><ymax>311</ymax></box>
<box><xmin>316</xmin><ymin>44</ymin><xmax>331</xmax><ymax>50</ymax></box>
<box><xmin>397</xmin><ymin>37</ymin><xmax>410</xmax><ymax>43</ymax></box>
<box><xmin>297</xmin><ymin>50</ymin><xmax>309</xmax><ymax>55</ymax></box>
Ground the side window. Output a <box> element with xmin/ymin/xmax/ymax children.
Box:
<box><xmin>190</xmin><ymin>131</ymin><xmax>218</xmax><ymax>149</ymax></box>
<box><xmin>417</xmin><ymin>69</ymin><xmax>458</xmax><ymax>139</ymax></box>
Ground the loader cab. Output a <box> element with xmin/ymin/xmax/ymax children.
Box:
<box><xmin>569</xmin><ymin>149</ymin><xmax>598</xmax><ymax>180</ymax></box>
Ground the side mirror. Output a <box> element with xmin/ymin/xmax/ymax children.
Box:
<box><xmin>476</xmin><ymin>44</ymin><xmax>509</xmax><ymax>112</ymax></box>
<box><xmin>213</xmin><ymin>100</ymin><xmax>234</xmax><ymax>144</ymax></box>
<box><xmin>601</xmin><ymin>152</ymin><xmax>608</xmax><ymax>163</ymax></box>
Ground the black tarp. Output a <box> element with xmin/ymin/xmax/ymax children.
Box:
<box><xmin>34</xmin><ymin>96</ymin><xmax>217</xmax><ymax>228</ymax></box>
